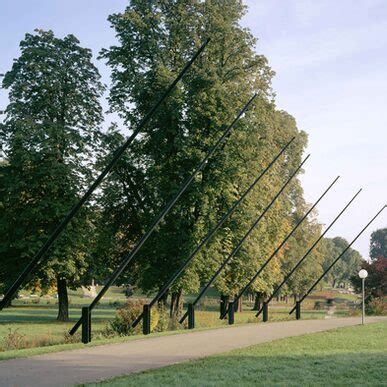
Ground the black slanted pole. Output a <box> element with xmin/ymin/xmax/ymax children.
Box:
<box><xmin>131</xmin><ymin>137</ymin><xmax>295</xmax><ymax>329</ymax></box>
<box><xmin>220</xmin><ymin>175</ymin><xmax>340</xmax><ymax>320</ymax></box>
<box><xmin>70</xmin><ymin>94</ymin><xmax>257</xmax><ymax>335</ymax></box>
<box><xmin>289</xmin><ymin>205</ymin><xmax>386</xmax><ymax>315</ymax></box>
<box><xmin>0</xmin><ymin>39</ymin><xmax>210</xmax><ymax>311</ymax></box>
<box><xmin>179</xmin><ymin>155</ymin><xmax>310</xmax><ymax>324</ymax></box>
<box><xmin>256</xmin><ymin>188</ymin><xmax>362</xmax><ymax>316</ymax></box>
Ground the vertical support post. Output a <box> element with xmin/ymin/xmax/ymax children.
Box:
<box><xmin>188</xmin><ymin>303</ymin><xmax>195</xmax><ymax>329</ymax></box>
<box><xmin>228</xmin><ymin>302</ymin><xmax>235</xmax><ymax>325</ymax></box>
<box><xmin>296</xmin><ymin>301</ymin><xmax>301</xmax><ymax>320</ymax></box>
<box><xmin>262</xmin><ymin>302</ymin><xmax>268</xmax><ymax>322</ymax></box>
<box><xmin>220</xmin><ymin>298</ymin><xmax>225</xmax><ymax>319</ymax></box>
<box><xmin>82</xmin><ymin>306</ymin><xmax>91</xmax><ymax>344</ymax></box>
<box><xmin>143</xmin><ymin>304</ymin><xmax>151</xmax><ymax>335</ymax></box>
<box><xmin>362</xmin><ymin>278</ymin><xmax>365</xmax><ymax>325</ymax></box>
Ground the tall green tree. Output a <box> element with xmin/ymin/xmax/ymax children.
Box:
<box><xmin>369</xmin><ymin>228</ymin><xmax>387</xmax><ymax>261</ymax></box>
<box><xmin>280</xmin><ymin>208</ymin><xmax>324</xmax><ymax>299</ymax></box>
<box><xmin>100</xmin><ymin>0</ymin><xmax>308</xmax><ymax>315</ymax></box>
<box><xmin>321</xmin><ymin>237</ymin><xmax>363</xmax><ymax>288</ymax></box>
<box><xmin>0</xmin><ymin>30</ymin><xmax>104</xmax><ymax>320</ymax></box>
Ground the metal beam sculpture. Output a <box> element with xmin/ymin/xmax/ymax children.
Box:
<box><xmin>179</xmin><ymin>154</ymin><xmax>310</xmax><ymax>326</ymax></box>
<box><xmin>0</xmin><ymin>39</ymin><xmax>210</xmax><ymax>311</ymax></box>
<box><xmin>70</xmin><ymin>93</ymin><xmax>257</xmax><ymax>337</ymax></box>
<box><xmin>256</xmin><ymin>188</ymin><xmax>362</xmax><ymax>319</ymax></box>
<box><xmin>289</xmin><ymin>204</ymin><xmax>386</xmax><ymax>318</ymax></box>
<box><xmin>220</xmin><ymin>175</ymin><xmax>340</xmax><ymax>320</ymax></box>
<box><xmin>131</xmin><ymin>137</ymin><xmax>296</xmax><ymax>330</ymax></box>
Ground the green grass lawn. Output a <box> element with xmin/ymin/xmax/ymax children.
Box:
<box><xmin>89</xmin><ymin>321</ymin><xmax>387</xmax><ymax>387</ymax></box>
<box><xmin>0</xmin><ymin>305</ymin><xmax>326</xmax><ymax>350</ymax></box>
<box><xmin>0</xmin><ymin>286</ymin><xmax>354</xmax><ymax>357</ymax></box>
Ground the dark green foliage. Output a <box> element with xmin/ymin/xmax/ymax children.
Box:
<box><xmin>0</xmin><ymin>30</ymin><xmax>104</xmax><ymax>319</ymax></box>
<box><xmin>369</xmin><ymin>228</ymin><xmax>387</xmax><ymax>261</ymax></box>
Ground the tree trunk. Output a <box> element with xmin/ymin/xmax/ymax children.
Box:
<box><xmin>57</xmin><ymin>277</ymin><xmax>69</xmax><ymax>321</ymax></box>
<box><xmin>234</xmin><ymin>295</ymin><xmax>243</xmax><ymax>313</ymax></box>
<box><xmin>220</xmin><ymin>294</ymin><xmax>229</xmax><ymax>318</ymax></box>
<box><xmin>169</xmin><ymin>290</ymin><xmax>182</xmax><ymax>318</ymax></box>
<box><xmin>253</xmin><ymin>292</ymin><xmax>262</xmax><ymax>310</ymax></box>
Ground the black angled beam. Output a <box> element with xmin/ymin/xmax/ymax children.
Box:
<box><xmin>220</xmin><ymin>175</ymin><xmax>340</xmax><ymax>320</ymax></box>
<box><xmin>289</xmin><ymin>204</ymin><xmax>386</xmax><ymax>315</ymax></box>
<box><xmin>0</xmin><ymin>39</ymin><xmax>210</xmax><ymax>310</ymax></box>
<box><xmin>69</xmin><ymin>93</ymin><xmax>257</xmax><ymax>335</ymax></box>
<box><xmin>180</xmin><ymin>154</ymin><xmax>310</xmax><ymax>324</ymax></box>
<box><xmin>256</xmin><ymin>188</ymin><xmax>362</xmax><ymax>317</ymax></box>
<box><xmin>131</xmin><ymin>136</ymin><xmax>296</xmax><ymax>329</ymax></box>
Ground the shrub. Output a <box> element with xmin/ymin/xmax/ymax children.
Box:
<box><xmin>28</xmin><ymin>335</ymin><xmax>57</xmax><ymax>348</ymax></box>
<box><xmin>366</xmin><ymin>297</ymin><xmax>387</xmax><ymax>316</ymax></box>
<box><xmin>63</xmin><ymin>331</ymin><xmax>81</xmax><ymax>344</ymax></box>
<box><xmin>107</xmin><ymin>299</ymin><xmax>159</xmax><ymax>336</ymax></box>
<box><xmin>2</xmin><ymin>328</ymin><xmax>26</xmax><ymax>351</ymax></box>
<box><xmin>153</xmin><ymin>305</ymin><xmax>170</xmax><ymax>332</ymax></box>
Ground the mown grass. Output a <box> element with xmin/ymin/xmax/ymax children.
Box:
<box><xmin>89</xmin><ymin>321</ymin><xmax>387</xmax><ymax>387</ymax></box>
<box><xmin>0</xmin><ymin>286</ymin><xmax>353</xmax><ymax>358</ymax></box>
<box><xmin>0</xmin><ymin>306</ymin><xmax>325</xmax><ymax>350</ymax></box>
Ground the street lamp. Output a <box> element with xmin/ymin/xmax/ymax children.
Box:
<box><xmin>358</xmin><ymin>269</ymin><xmax>368</xmax><ymax>325</ymax></box>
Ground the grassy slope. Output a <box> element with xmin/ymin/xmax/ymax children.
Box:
<box><xmin>89</xmin><ymin>321</ymin><xmax>387</xmax><ymax>387</ymax></box>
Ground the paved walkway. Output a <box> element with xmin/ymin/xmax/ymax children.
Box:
<box><xmin>0</xmin><ymin>316</ymin><xmax>385</xmax><ymax>386</ymax></box>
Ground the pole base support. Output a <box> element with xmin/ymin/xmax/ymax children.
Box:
<box><xmin>188</xmin><ymin>303</ymin><xmax>195</xmax><ymax>329</ymax></box>
<box><xmin>296</xmin><ymin>301</ymin><xmax>301</xmax><ymax>320</ymax></box>
<box><xmin>228</xmin><ymin>302</ymin><xmax>235</xmax><ymax>325</ymax></box>
<box><xmin>82</xmin><ymin>306</ymin><xmax>91</xmax><ymax>344</ymax></box>
<box><xmin>143</xmin><ymin>304</ymin><xmax>151</xmax><ymax>335</ymax></box>
<box><xmin>262</xmin><ymin>302</ymin><xmax>269</xmax><ymax>322</ymax></box>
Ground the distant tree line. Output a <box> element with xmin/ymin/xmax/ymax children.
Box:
<box><xmin>0</xmin><ymin>1</ymin><xmax>370</xmax><ymax>321</ymax></box>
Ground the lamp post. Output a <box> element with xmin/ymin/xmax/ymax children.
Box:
<box><xmin>358</xmin><ymin>269</ymin><xmax>368</xmax><ymax>325</ymax></box>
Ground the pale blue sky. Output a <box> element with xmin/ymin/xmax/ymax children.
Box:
<box><xmin>1</xmin><ymin>0</ymin><xmax>386</xmax><ymax>259</ymax></box>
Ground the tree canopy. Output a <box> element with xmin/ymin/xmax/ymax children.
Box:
<box><xmin>96</xmin><ymin>0</ymin><xmax>309</xmax><ymax>314</ymax></box>
<box><xmin>0</xmin><ymin>29</ymin><xmax>104</xmax><ymax>319</ymax></box>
